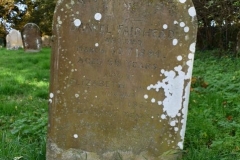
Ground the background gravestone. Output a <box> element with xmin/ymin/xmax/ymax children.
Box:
<box><xmin>22</xmin><ymin>23</ymin><xmax>42</xmax><ymax>52</ymax></box>
<box><xmin>6</xmin><ymin>34</ymin><xmax>10</xmax><ymax>49</ymax></box>
<box><xmin>42</xmin><ymin>35</ymin><xmax>52</xmax><ymax>47</ymax></box>
<box><xmin>6</xmin><ymin>29</ymin><xmax>23</xmax><ymax>50</ymax></box>
<box><xmin>47</xmin><ymin>0</ymin><xmax>197</xmax><ymax>159</ymax></box>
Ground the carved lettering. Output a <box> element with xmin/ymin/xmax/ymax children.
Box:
<box><xmin>125</xmin><ymin>60</ymin><xmax>158</xmax><ymax>70</ymax></box>
<box><xmin>104</xmin><ymin>71</ymin><xmax>123</xmax><ymax>79</ymax></box>
<box><xmin>107</xmin><ymin>58</ymin><xmax>121</xmax><ymax>66</ymax></box>
<box><xmin>106</xmin><ymin>91</ymin><xmax>135</xmax><ymax>99</ymax></box>
<box><xmin>77</xmin><ymin>57</ymin><xmax>103</xmax><ymax>65</ymax></box>
<box><xmin>71</xmin><ymin>22</ymin><xmax>175</xmax><ymax>40</ymax></box>
<box><xmin>76</xmin><ymin>79</ymin><xmax>126</xmax><ymax>89</ymax></box>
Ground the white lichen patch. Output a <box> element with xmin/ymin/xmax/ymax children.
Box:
<box><xmin>74</xmin><ymin>19</ymin><xmax>81</xmax><ymax>27</ymax></box>
<box><xmin>188</xmin><ymin>7</ymin><xmax>197</xmax><ymax>17</ymax></box>
<box><xmin>158</xmin><ymin>101</ymin><xmax>162</xmax><ymax>105</ymax></box>
<box><xmin>146</xmin><ymin>66</ymin><xmax>184</xmax><ymax>118</ymax></box>
<box><xmin>94</xmin><ymin>13</ymin><xmax>102</xmax><ymax>21</ymax></box>
<box><xmin>172</xmin><ymin>39</ymin><xmax>178</xmax><ymax>46</ymax></box>
<box><xmin>144</xmin><ymin>94</ymin><xmax>149</xmax><ymax>99</ymax></box>
<box><xmin>57</xmin><ymin>16</ymin><xmax>62</xmax><ymax>25</ymax></box>
<box><xmin>65</xmin><ymin>4</ymin><xmax>70</xmax><ymax>9</ymax></box>
<box><xmin>189</xmin><ymin>43</ymin><xmax>196</xmax><ymax>52</ymax></box>
<box><xmin>161</xmin><ymin>114</ymin><xmax>166</xmax><ymax>119</ymax></box>
<box><xmin>146</xmin><ymin>50</ymin><xmax>195</xmax><ymax>119</ymax></box>
<box><xmin>170</xmin><ymin>119</ymin><xmax>178</xmax><ymax>127</ymax></box>
<box><xmin>179</xmin><ymin>0</ymin><xmax>186</xmax><ymax>3</ymax></box>
<box><xmin>180</xmin><ymin>22</ymin><xmax>185</xmax><ymax>27</ymax></box>
<box><xmin>177</xmin><ymin>55</ymin><xmax>183</xmax><ymax>61</ymax></box>
<box><xmin>163</xmin><ymin>24</ymin><xmax>168</xmax><ymax>29</ymax></box>
<box><xmin>73</xmin><ymin>134</ymin><xmax>78</xmax><ymax>138</ymax></box>
<box><xmin>75</xmin><ymin>94</ymin><xmax>79</xmax><ymax>98</ymax></box>
<box><xmin>151</xmin><ymin>98</ymin><xmax>156</xmax><ymax>103</ymax></box>
<box><xmin>50</xmin><ymin>93</ymin><xmax>54</xmax><ymax>98</ymax></box>
<box><xmin>184</xmin><ymin>26</ymin><xmax>190</xmax><ymax>33</ymax></box>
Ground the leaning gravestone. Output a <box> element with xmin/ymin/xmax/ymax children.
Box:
<box><xmin>22</xmin><ymin>23</ymin><xmax>42</xmax><ymax>52</ymax></box>
<box><xmin>47</xmin><ymin>0</ymin><xmax>197</xmax><ymax>159</ymax></box>
<box><xmin>6</xmin><ymin>29</ymin><xmax>23</xmax><ymax>50</ymax></box>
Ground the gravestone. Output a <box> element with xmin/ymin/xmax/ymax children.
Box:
<box><xmin>47</xmin><ymin>0</ymin><xmax>197</xmax><ymax>159</ymax></box>
<box><xmin>42</xmin><ymin>35</ymin><xmax>52</xmax><ymax>48</ymax></box>
<box><xmin>22</xmin><ymin>23</ymin><xmax>42</xmax><ymax>52</ymax></box>
<box><xmin>6</xmin><ymin>34</ymin><xmax>10</xmax><ymax>49</ymax></box>
<box><xmin>6</xmin><ymin>29</ymin><xmax>23</xmax><ymax>50</ymax></box>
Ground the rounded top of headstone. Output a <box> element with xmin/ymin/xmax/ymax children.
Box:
<box><xmin>23</xmin><ymin>23</ymin><xmax>40</xmax><ymax>30</ymax></box>
<box><xmin>9</xmin><ymin>29</ymin><xmax>19</xmax><ymax>34</ymax></box>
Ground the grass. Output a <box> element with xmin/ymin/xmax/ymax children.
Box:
<box><xmin>0</xmin><ymin>48</ymin><xmax>240</xmax><ymax>159</ymax></box>
<box><xmin>183</xmin><ymin>51</ymin><xmax>240</xmax><ymax>159</ymax></box>
<box><xmin>0</xmin><ymin>48</ymin><xmax>49</xmax><ymax>160</ymax></box>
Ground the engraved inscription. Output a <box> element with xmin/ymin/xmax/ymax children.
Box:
<box><xmin>71</xmin><ymin>23</ymin><xmax>175</xmax><ymax>40</ymax></box>
<box><xmin>75</xmin><ymin>0</ymin><xmax>178</xmax><ymax>16</ymax></box>
<box><xmin>118</xmin><ymin>25</ymin><xmax>175</xmax><ymax>39</ymax></box>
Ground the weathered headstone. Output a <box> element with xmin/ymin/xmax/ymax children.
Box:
<box><xmin>42</xmin><ymin>35</ymin><xmax>52</xmax><ymax>48</ymax></box>
<box><xmin>47</xmin><ymin>0</ymin><xmax>197</xmax><ymax>159</ymax></box>
<box><xmin>6</xmin><ymin>34</ymin><xmax>10</xmax><ymax>49</ymax></box>
<box><xmin>22</xmin><ymin>23</ymin><xmax>42</xmax><ymax>52</ymax></box>
<box><xmin>6</xmin><ymin>29</ymin><xmax>23</xmax><ymax>50</ymax></box>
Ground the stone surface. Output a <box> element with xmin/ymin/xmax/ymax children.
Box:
<box><xmin>22</xmin><ymin>23</ymin><xmax>42</xmax><ymax>52</ymax></box>
<box><xmin>42</xmin><ymin>35</ymin><xmax>52</xmax><ymax>47</ymax></box>
<box><xmin>6</xmin><ymin>29</ymin><xmax>23</xmax><ymax>50</ymax></box>
<box><xmin>47</xmin><ymin>0</ymin><xmax>198</xmax><ymax>159</ymax></box>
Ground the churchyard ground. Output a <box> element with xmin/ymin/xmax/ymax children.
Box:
<box><xmin>0</xmin><ymin>48</ymin><xmax>49</xmax><ymax>160</ymax></box>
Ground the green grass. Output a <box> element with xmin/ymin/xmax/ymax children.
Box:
<box><xmin>0</xmin><ymin>48</ymin><xmax>50</xmax><ymax>160</ymax></box>
<box><xmin>0</xmin><ymin>48</ymin><xmax>240</xmax><ymax>159</ymax></box>
<box><xmin>183</xmin><ymin>51</ymin><xmax>240</xmax><ymax>160</ymax></box>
